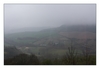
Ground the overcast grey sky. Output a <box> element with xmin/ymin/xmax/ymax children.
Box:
<box><xmin>4</xmin><ymin>4</ymin><xmax>96</xmax><ymax>31</ymax></box>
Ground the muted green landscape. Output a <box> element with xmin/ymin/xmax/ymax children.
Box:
<box><xmin>4</xmin><ymin>25</ymin><xmax>96</xmax><ymax>65</ymax></box>
<box><xmin>4</xmin><ymin>4</ymin><xmax>96</xmax><ymax>65</ymax></box>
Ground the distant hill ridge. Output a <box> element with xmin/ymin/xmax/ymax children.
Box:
<box><xmin>57</xmin><ymin>24</ymin><xmax>96</xmax><ymax>33</ymax></box>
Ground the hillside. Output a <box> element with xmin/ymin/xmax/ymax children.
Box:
<box><xmin>4</xmin><ymin>46</ymin><xmax>23</xmax><ymax>59</ymax></box>
<box><xmin>4</xmin><ymin>24</ymin><xmax>96</xmax><ymax>58</ymax></box>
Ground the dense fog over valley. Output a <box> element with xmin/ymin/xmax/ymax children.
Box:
<box><xmin>4</xmin><ymin>4</ymin><xmax>96</xmax><ymax>65</ymax></box>
<box><xmin>4</xmin><ymin>4</ymin><xmax>96</xmax><ymax>34</ymax></box>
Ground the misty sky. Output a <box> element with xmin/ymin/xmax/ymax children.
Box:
<box><xmin>4</xmin><ymin>4</ymin><xmax>96</xmax><ymax>31</ymax></box>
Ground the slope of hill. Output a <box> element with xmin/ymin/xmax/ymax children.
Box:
<box><xmin>4</xmin><ymin>24</ymin><xmax>96</xmax><ymax>57</ymax></box>
<box><xmin>4</xmin><ymin>46</ymin><xmax>23</xmax><ymax>59</ymax></box>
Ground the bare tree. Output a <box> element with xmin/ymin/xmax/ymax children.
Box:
<box><xmin>82</xmin><ymin>39</ymin><xmax>91</xmax><ymax>64</ymax></box>
<box><xmin>66</xmin><ymin>38</ymin><xmax>77</xmax><ymax>64</ymax></box>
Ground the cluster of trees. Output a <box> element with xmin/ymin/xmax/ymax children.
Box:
<box><xmin>4</xmin><ymin>54</ymin><xmax>40</xmax><ymax>65</ymax></box>
<box><xmin>4</xmin><ymin>54</ymin><xmax>96</xmax><ymax>65</ymax></box>
<box><xmin>4</xmin><ymin>47</ymin><xmax>96</xmax><ymax>65</ymax></box>
<box><xmin>40</xmin><ymin>55</ymin><xmax>96</xmax><ymax>65</ymax></box>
